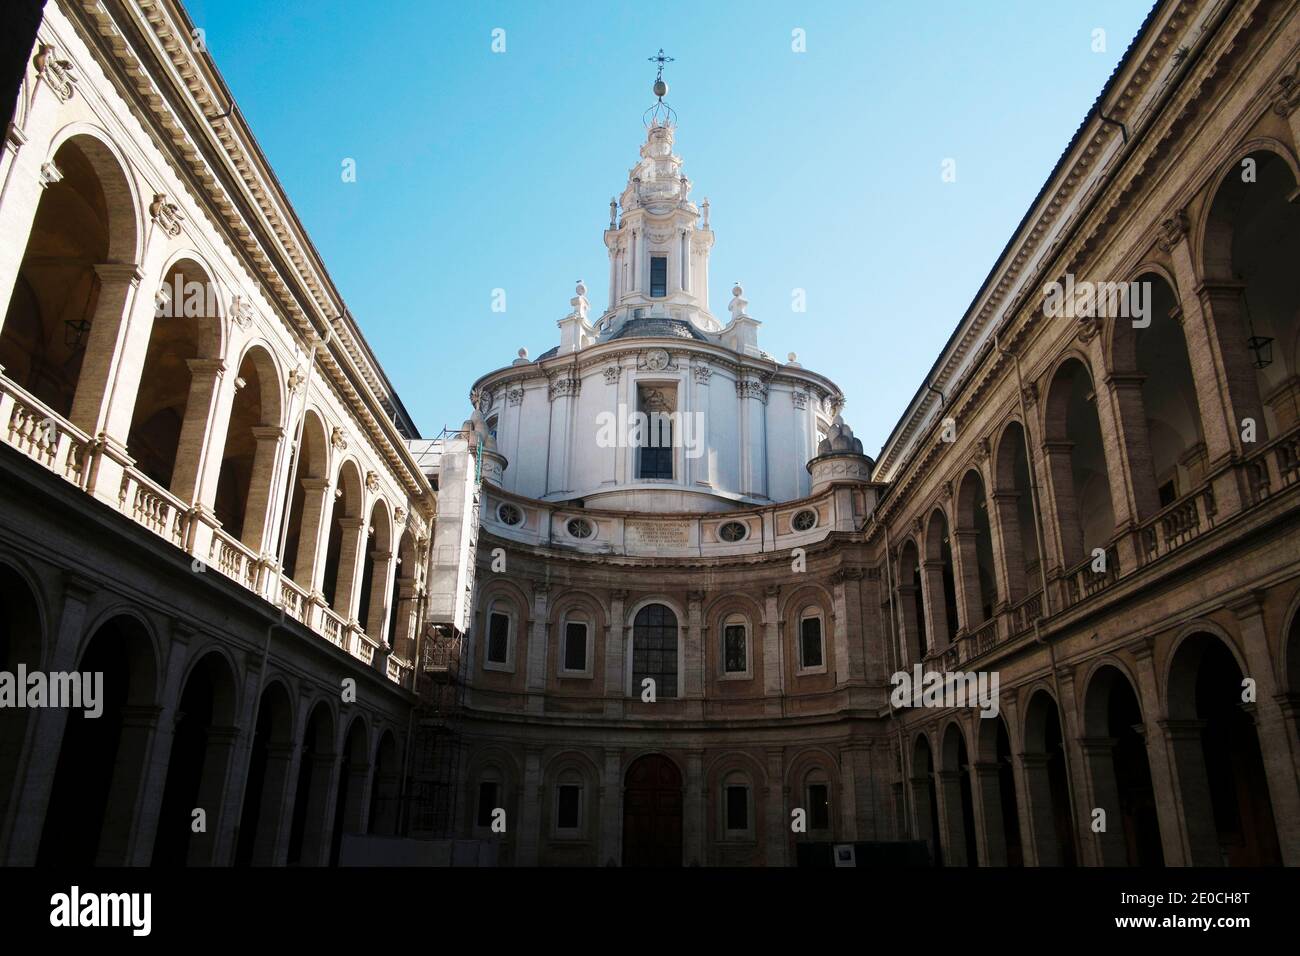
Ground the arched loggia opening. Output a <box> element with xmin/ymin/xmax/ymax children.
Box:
<box><xmin>126</xmin><ymin>257</ymin><xmax>223</xmax><ymax>497</ymax></box>
<box><xmin>939</xmin><ymin>723</ymin><xmax>978</xmax><ymax>866</ymax></box>
<box><xmin>1082</xmin><ymin>666</ymin><xmax>1163</xmax><ymax>866</ymax></box>
<box><xmin>1022</xmin><ymin>690</ymin><xmax>1077</xmax><ymax>866</ymax></box>
<box><xmin>286</xmin><ymin>702</ymin><xmax>336</xmax><ymax>866</ymax></box>
<box><xmin>910</xmin><ymin>735</ymin><xmax>942</xmax><ymax>866</ymax></box>
<box><xmin>322</xmin><ymin>461</ymin><xmax>364</xmax><ymax>620</ymax></box>
<box><xmin>1043</xmin><ymin>359</ymin><xmax>1115</xmax><ymax>568</ymax></box>
<box><xmin>922</xmin><ymin>509</ymin><xmax>959</xmax><ymax>648</ymax></box>
<box><xmin>896</xmin><ymin>539</ymin><xmax>926</xmax><ymax>664</ymax></box>
<box><xmin>387</xmin><ymin>529</ymin><xmax>418</xmax><ymax>662</ymax></box>
<box><xmin>329</xmin><ymin>718</ymin><xmax>369</xmax><ymax>866</ymax></box>
<box><xmin>975</xmin><ymin>715</ymin><xmax>1023</xmax><ymax>866</ymax></box>
<box><xmin>214</xmin><ymin>346</ymin><xmax>283</xmax><ymax>549</ymax></box>
<box><xmin>954</xmin><ymin>470</ymin><xmax>999</xmax><ymax>629</ymax></box>
<box><xmin>0</xmin><ymin>565</ymin><xmax>43</xmax><ymax>832</ymax></box>
<box><xmin>1202</xmin><ymin>149</ymin><xmax>1300</xmax><ymax>440</ymax></box>
<box><xmin>37</xmin><ymin>615</ymin><xmax>158</xmax><ymax>866</ymax></box>
<box><xmin>358</xmin><ymin>500</ymin><xmax>393</xmax><ymax>646</ymax></box>
<box><xmin>1109</xmin><ymin>273</ymin><xmax>1206</xmax><ymax>518</ymax></box>
<box><xmin>152</xmin><ymin>651</ymin><xmax>239</xmax><ymax>866</ymax></box>
<box><xmin>0</xmin><ymin>135</ymin><xmax>137</xmax><ymax>420</ymax></box>
<box><xmin>1166</xmin><ymin>632</ymin><xmax>1281</xmax><ymax>865</ymax></box>
<box><xmin>234</xmin><ymin>680</ymin><xmax>294</xmax><ymax>866</ymax></box>
<box><xmin>278</xmin><ymin>410</ymin><xmax>328</xmax><ymax>589</ymax></box>
<box><xmin>992</xmin><ymin>421</ymin><xmax>1040</xmax><ymax>604</ymax></box>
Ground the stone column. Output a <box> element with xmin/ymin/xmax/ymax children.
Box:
<box><xmin>1126</xmin><ymin>637</ymin><xmax>1186</xmax><ymax>866</ymax></box>
<box><xmin>920</xmin><ymin>560</ymin><xmax>952</xmax><ymax>651</ymax></box>
<box><xmin>256</xmin><ymin>741</ymin><xmax>298</xmax><ymax>866</ymax></box>
<box><xmin>68</xmin><ymin>263</ymin><xmax>149</xmax><ymax>505</ymax></box>
<box><xmin>762</xmin><ymin>585</ymin><xmax>782</xmax><ymax>716</ymax></box>
<box><xmin>364</xmin><ymin>548</ymin><xmax>395</xmax><ymax>648</ymax></box>
<box><xmin>0</xmin><ymin>574</ymin><xmax>94</xmax><ymax>864</ymax></box>
<box><xmin>1041</xmin><ymin>441</ymin><xmax>1081</xmax><ymax>568</ymax></box>
<box><xmin>989</xmin><ymin>492</ymin><xmax>1026</xmax><ymax>603</ymax></box>
<box><xmin>101</xmin><ymin>705</ymin><xmax>165</xmax><ymax>866</ymax></box>
<box><xmin>243</xmin><ymin>425</ymin><xmax>285</xmax><ymax>553</ymax></box>
<box><xmin>188</xmin><ymin>726</ymin><xmax>240</xmax><ymax>866</ymax></box>
<box><xmin>331</xmin><ymin>515</ymin><xmax>369</xmax><ymax>623</ymax></box>
<box><xmin>839</xmin><ymin>748</ymin><xmax>860</xmax><ymax>842</ymax></box>
<box><xmin>0</xmin><ymin>126</ymin><xmax>47</xmax><ymax>326</ymax></box>
<box><xmin>517</xmin><ymin>748</ymin><xmax>542</xmax><ymax>865</ymax></box>
<box><xmin>215</xmin><ymin>663</ymin><xmax>263</xmax><ymax>865</ymax></box>
<box><xmin>952</xmin><ymin>528</ymin><xmax>983</xmax><ymax>633</ymax></box>
<box><xmin>299</xmin><ymin>749</ymin><xmax>341</xmax><ymax>866</ymax></box>
<box><xmin>1018</xmin><ymin>752</ymin><xmax>1062</xmax><ymax>866</ymax></box>
<box><xmin>684</xmin><ymin>591</ymin><xmax>704</xmax><ymax>714</ymax></box>
<box><xmin>1102</xmin><ymin>372</ymin><xmax>1161</xmax><ymax>522</ymax></box>
<box><xmin>599</xmin><ymin>749</ymin><xmax>622</xmax><ymax>865</ymax></box>
<box><xmin>684</xmin><ymin>749</ymin><xmax>705</xmax><ymax>865</ymax></box>
<box><xmin>604</xmin><ymin>590</ymin><xmax>626</xmax><ymax>717</ymax></box>
<box><xmin>170</xmin><ymin>358</ymin><xmax>229</xmax><ymax>505</ymax></box>
<box><xmin>526</xmin><ymin>585</ymin><xmax>550</xmax><ymax>709</ymax></box>
<box><xmin>1229</xmin><ymin>594</ymin><xmax>1300</xmax><ymax>863</ymax></box>
<box><xmin>390</xmin><ymin>578</ymin><xmax>419</xmax><ymax>662</ymax></box>
<box><xmin>910</xmin><ymin>774</ymin><xmax>936</xmax><ymax>862</ymax></box>
<box><xmin>936</xmin><ymin>769</ymin><xmax>968</xmax><ymax>866</ymax></box>
<box><xmin>896</xmin><ymin>581</ymin><xmax>923</xmax><ymax>665</ymax></box>
<box><xmin>1079</xmin><ymin>737</ymin><xmax>1127</xmax><ymax>866</ymax></box>
<box><xmin>972</xmin><ymin>760</ymin><xmax>1007</xmax><ymax>865</ymax></box>
<box><xmin>764</xmin><ymin>749</ymin><xmax>787</xmax><ymax>867</ymax></box>
<box><xmin>292</xmin><ymin>477</ymin><xmax>331</xmax><ymax>589</ymax></box>
<box><xmin>1160</xmin><ymin>719</ymin><xmax>1220</xmax><ymax>865</ymax></box>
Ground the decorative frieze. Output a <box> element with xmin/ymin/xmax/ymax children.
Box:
<box><xmin>791</xmin><ymin>390</ymin><xmax>808</xmax><ymax>409</ymax></box>
<box><xmin>365</xmin><ymin>470</ymin><xmax>381</xmax><ymax>493</ymax></box>
<box><xmin>603</xmin><ymin>365</ymin><xmax>622</xmax><ymax>385</ymax></box>
<box><xmin>692</xmin><ymin>364</ymin><xmax>712</xmax><ymax>384</ymax></box>
<box><xmin>640</xmin><ymin>348</ymin><xmax>675</xmax><ymax>372</ymax></box>
<box><xmin>1272</xmin><ymin>59</ymin><xmax>1300</xmax><ymax>117</ymax></box>
<box><xmin>331</xmin><ymin>426</ymin><xmax>347</xmax><ymax>451</ymax></box>
<box><xmin>506</xmin><ymin>385</ymin><xmax>525</xmax><ymax>406</ymax></box>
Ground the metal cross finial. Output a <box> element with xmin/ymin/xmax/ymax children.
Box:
<box><xmin>648</xmin><ymin>48</ymin><xmax>674</xmax><ymax>81</ymax></box>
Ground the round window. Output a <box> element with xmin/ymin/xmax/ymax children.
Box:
<box><xmin>497</xmin><ymin>503</ymin><xmax>522</xmax><ymax>526</ymax></box>
<box><xmin>719</xmin><ymin>521</ymin><xmax>748</xmax><ymax>542</ymax></box>
<box><xmin>792</xmin><ymin>509</ymin><xmax>817</xmax><ymax>532</ymax></box>
<box><xmin>567</xmin><ymin>518</ymin><xmax>594</xmax><ymax>539</ymax></box>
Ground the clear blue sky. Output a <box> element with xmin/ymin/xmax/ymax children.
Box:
<box><xmin>186</xmin><ymin>0</ymin><xmax>1152</xmax><ymax>452</ymax></box>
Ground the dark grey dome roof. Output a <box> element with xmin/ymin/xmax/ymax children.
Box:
<box><xmin>610</xmin><ymin>317</ymin><xmax>708</xmax><ymax>341</ymax></box>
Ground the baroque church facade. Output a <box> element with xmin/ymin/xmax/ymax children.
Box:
<box><xmin>1</xmin><ymin>0</ymin><xmax>1300</xmax><ymax>868</ymax></box>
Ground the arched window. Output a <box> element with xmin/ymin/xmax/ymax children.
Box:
<box><xmin>484</xmin><ymin>602</ymin><xmax>515</xmax><ymax>672</ymax></box>
<box><xmin>797</xmin><ymin>606</ymin><xmax>825</xmax><ymax>673</ymax></box>
<box><xmin>560</xmin><ymin>611</ymin><xmax>592</xmax><ymax>678</ymax></box>
<box><xmin>552</xmin><ymin>768</ymin><xmax>585</xmax><ymax>838</ymax></box>
<box><xmin>632</xmin><ymin>603</ymin><xmax>678</xmax><ymax>698</ymax></box>
<box><xmin>721</xmin><ymin>771</ymin><xmax>754</xmax><ymax>841</ymax></box>
<box><xmin>721</xmin><ymin>613</ymin><xmax>749</xmax><ymax>677</ymax></box>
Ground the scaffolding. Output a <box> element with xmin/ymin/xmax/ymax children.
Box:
<box><xmin>402</xmin><ymin>424</ymin><xmax>483</xmax><ymax>839</ymax></box>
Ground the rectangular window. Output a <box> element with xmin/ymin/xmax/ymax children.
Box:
<box><xmin>800</xmin><ymin>616</ymin><xmax>823</xmax><ymax>669</ymax></box>
<box><xmin>809</xmin><ymin>783</ymin><xmax>830</xmax><ymax>830</ymax></box>
<box><xmin>723</xmin><ymin>624</ymin><xmax>747</xmax><ymax>674</ymax></box>
<box><xmin>487</xmin><ymin>612</ymin><xmax>510</xmax><ymax>664</ymax></box>
<box><xmin>725</xmin><ymin>785</ymin><xmax>749</xmax><ymax>832</ymax></box>
<box><xmin>563</xmin><ymin>621</ymin><xmax>588</xmax><ymax>673</ymax></box>
<box><xmin>556</xmin><ymin>784</ymin><xmax>581</xmax><ymax>831</ymax></box>
<box><xmin>650</xmin><ymin>256</ymin><xmax>667</xmax><ymax>297</ymax></box>
<box><xmin>476</xmin><ymin>781</ymin><xmax>499</xmax><ymax>828</ymax></box>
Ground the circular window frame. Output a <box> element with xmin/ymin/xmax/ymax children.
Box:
<box><xmin>792</xmin><ymin>509</ymin><xmax>818</xmax><ymax>532</ymax></box>
<box><xmin>567</xmin><ymin>517</ymin><xmax>594</xmax><ymax>539</ymax></box>
<box><xmin>497</xmin><ymin>503</ymin><xmax>523</xmax><ymax>526</ymax></box>
<box><xmin>718</xmin><ymin>521</ymin><xmax>748</xmax><ymax>543</ymax></box>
